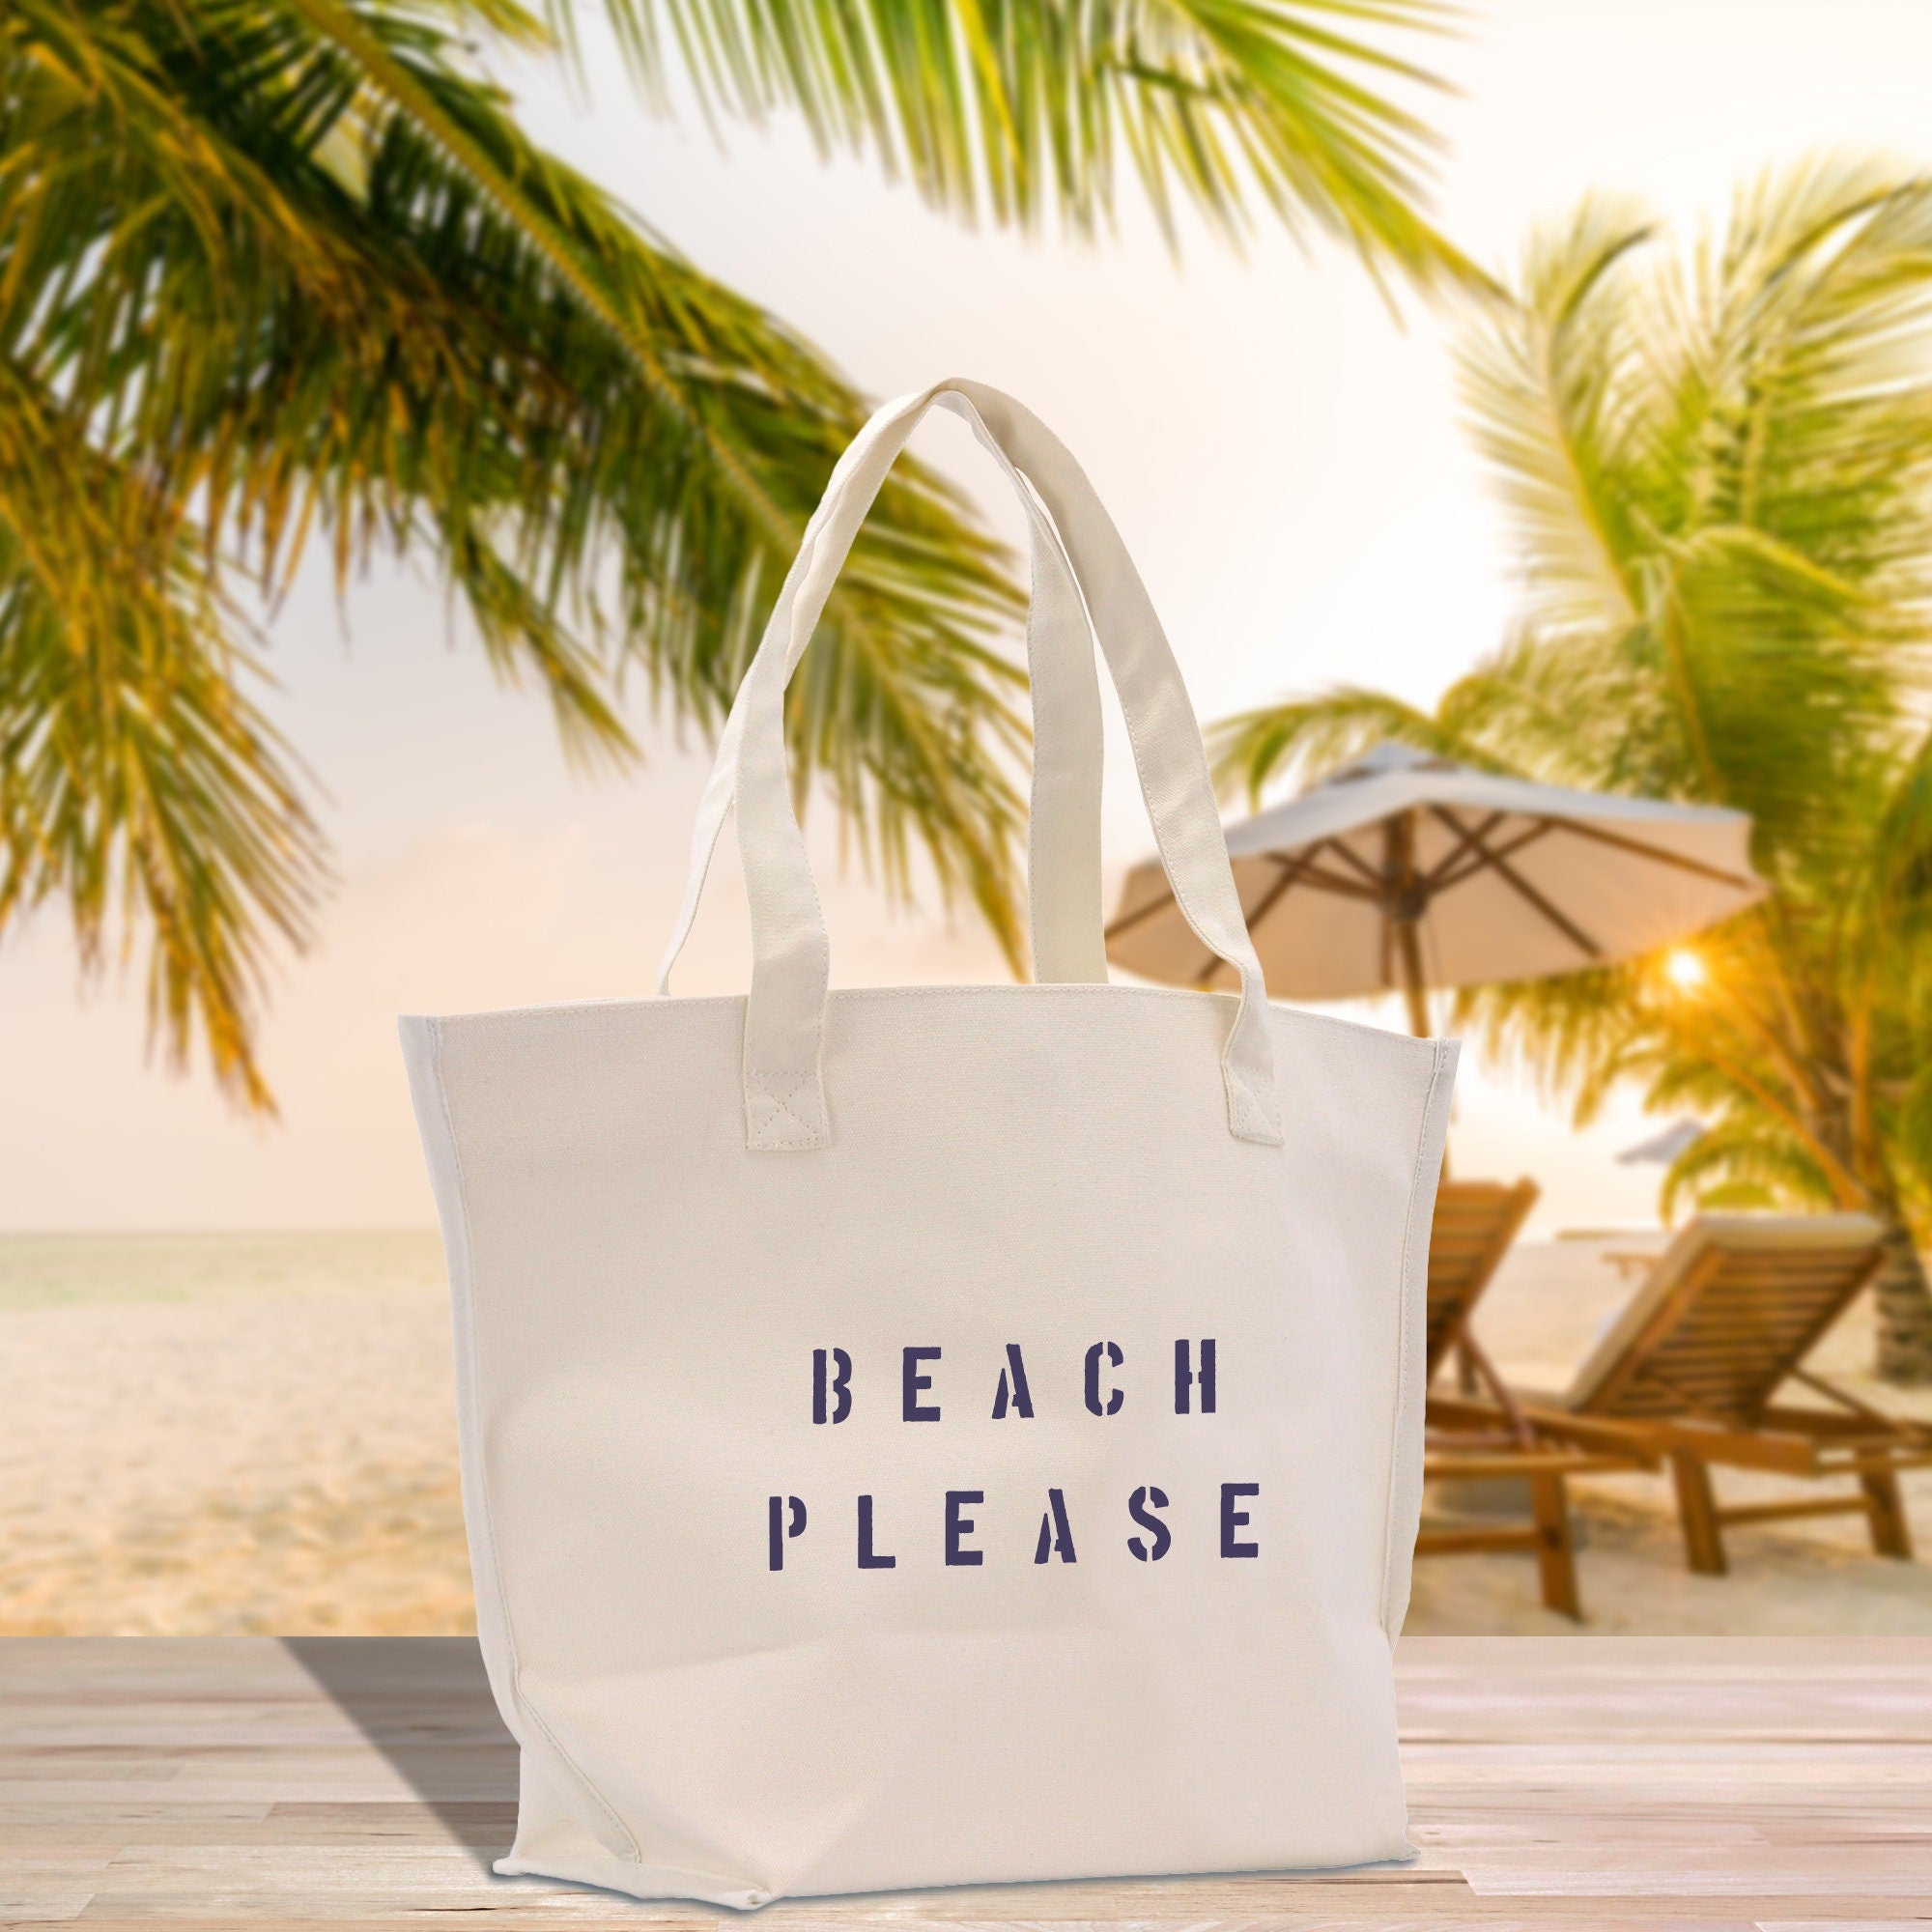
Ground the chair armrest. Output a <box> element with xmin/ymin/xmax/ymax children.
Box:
<box><xmin>1514</xmin><ymin>1405</ymin><xmax>1663</xmax><ymax>1468</ymax></box>
<box><xmin>1427</xmin><ymin>1395</ymin><xmax>1660</xmax><ymax>1470</ymax></box>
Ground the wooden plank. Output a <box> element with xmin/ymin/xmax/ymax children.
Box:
<box><xmin>1424</xmin><ymin>1179</ymin><xmax>1538</xmax><ymax>1380</ymax></box>
<box><xmin>1590</xmin><ymin>1237</ymin><xmax>1886</xmax><ymax>1429</ymax></box>
<box><xmin>2</xmin><ymin>1638</ymin><xmax>1930</xmax><ymax>1927</ymax></box>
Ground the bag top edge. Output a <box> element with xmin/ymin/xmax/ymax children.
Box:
<box><xmin>399</xmin><ymin>981</ymin><xmax>1451</xmax><ymax>1057</ymax></box>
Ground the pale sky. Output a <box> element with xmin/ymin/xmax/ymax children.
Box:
<box><xmin>3</xmin><ymin>0</ymin><xmax>1928</xmax><ymax>1235</ymax></box>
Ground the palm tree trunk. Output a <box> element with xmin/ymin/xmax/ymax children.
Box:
<box><xmin>1871</xmin><ymin>1216</ymin><xmax>1932</xmax><ymax>1385</ymax></box>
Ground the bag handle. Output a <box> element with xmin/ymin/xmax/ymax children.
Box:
<box><xmin>659</xmin><ymin>379</ymin><xmax>1283</xmax><ymax>1152</ymax></box>
<box><xmin>657</xmin><ymin>397</ymin><xmax>1108</xmax><ymax>995</ymax></box>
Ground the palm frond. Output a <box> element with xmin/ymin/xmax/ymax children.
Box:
<box><xmin>1205</xmin><ymin>685</ymin><xmax>1476</xmax><ymax>803</ymax></box>
<box><xmin>1658</xmin><ymin>1116</ymin><xmax>1834</xmax><ymax>1222</ymax></box>
<box><xmin>1455</xmin><ymin>195</ymin><xmax>1658</xmax><ymax>642</ymax></box>
<box><xmin>599</xmin><ymin>0</ymin><xmax>1483</xmax><ymax>288</ymax></box>
<box><xmin>1</xmin><ymin>0</ymin><xmax>1037</xmax><ymax>1094</ymax></box>
<box><xmin>1448</xmin><ymin>164</ymin><xmax>1932</xmax><ymax>838</ymax></box>
<box><xmin>1868</xmin><ymin>722</ymin><xmax>1932</xmax><ymax>912</ymax></box>
<box><xmin>1208</xmin><ymin>164</ymin><xmax>1932</xmax><ymax>1335</ymax></box>
<box><xmin>0</xmin><ymin>354</ymin><xmax>326</xmax><ymax>1108</ymax></box>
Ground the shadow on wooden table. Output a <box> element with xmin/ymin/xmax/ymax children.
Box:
<box><xmin>282</xmin><ymin>1634</ymin><xmax>518</xmax><ymax>1871</ymax></box>
<box><xmin>5</xmin><ymin>1636</ymin><xmax>1928</xmax><ymax>1922</ymax></box>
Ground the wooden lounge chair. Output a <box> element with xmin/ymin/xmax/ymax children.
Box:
<box><xmin>1415</xmin><ymin>1179</ymin><xmax>1655</xmax><ymax>1620</ymax></box>
<box><xmin>1425</xmin><ymin>1179</ymin><xmax>1540</xmax><ymax>1389</ymax></box>
<box><xmin>1518</xmin><ymin>1214</ymin><xmax>1932</xmax><ymax>1576</ymax></box>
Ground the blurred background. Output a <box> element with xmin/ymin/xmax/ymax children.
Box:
<box><xmin>4</xmin><ymin>0</ymin><xmax>1931</xmax><ymax>1636</ymax></box>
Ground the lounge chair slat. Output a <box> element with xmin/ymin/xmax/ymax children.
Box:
<box><xmin>1423</xmin><ymin>1179</ymin><xmax>1540</xmax><ymax>1381</ymax></box>
<box><xmin>1417</xmin><ymin>1178</ymin><xmax>1653</xmax><ymax>1621</ymax></box>
<box><xmin>1554</xmin><ymin>1213</ymin><xmax>1918</xmax><ymax>1575</ymax></box>
<box><xmin>1566</xmin><ymin>1218</ymin><xmax>1886</xmax><ymax>1425</ymax></box>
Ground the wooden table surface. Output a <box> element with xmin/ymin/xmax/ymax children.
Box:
<box><xmin>2</xmin><ymin>1636</ymin><xmax>1927</xmax><ymax>1928</ymax></box>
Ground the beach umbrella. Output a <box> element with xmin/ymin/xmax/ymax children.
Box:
<box><xmin>1617</xmin><ymin>1120</ymin><xmax>1706</xmax><ymax>1166</ymax></box>
<box><xmin>1105</xmin><ymin>743</ymin><xmax>1766</xmax><ymax>1034</ymax></box>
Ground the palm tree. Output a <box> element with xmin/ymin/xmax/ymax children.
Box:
<box><xmin>1212</xmin><ymin>159</ymin><xmax>1932</xmax><ymax>1384</ymax></box>
<box><xmin>0</xmin><ymin>0</ymin><xmax>1473</xmax><ymax>1108</ymax></box>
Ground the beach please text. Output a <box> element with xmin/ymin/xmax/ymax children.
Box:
<box><xmin>769</xmin><ymin>1339</ymin><xmax>1261</xmax><ymax>1572</ymax></box>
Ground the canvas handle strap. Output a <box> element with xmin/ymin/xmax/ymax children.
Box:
<box><xmin>657</xmin><ymin>396</ymin><xmax>1106</xmax><ymax>996</ymax></box>
<box><xmin>658</xmin><ymin>379</ymin><xmax>1283</xmax><ymax>1152</ymax></box>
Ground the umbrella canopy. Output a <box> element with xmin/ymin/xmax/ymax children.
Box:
<box><xmin>1617</xmin><ymin>1120</ymin><xmax>1707</xmax><ymax>1166</ymax></box>
<box><xmin>1106</xmin><ymin>744</ymin><xmax>1766</xmax><ymax>1030</ymax></box>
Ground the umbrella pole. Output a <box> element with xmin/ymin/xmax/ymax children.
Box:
<box><xmin>1384</xmin><ymin>808</ymin><xmax>1434</xmax><ymax>1041</ymax></box>
<box><xmin>1391</xmin><ymin>804</ymin><xmax>1437</xmax><ymax>1043</ymax></box>
<box><xmin>1397</xmin><ymin>925</ymin><xmax>1432</xmax><ymax>1039</ymax></box>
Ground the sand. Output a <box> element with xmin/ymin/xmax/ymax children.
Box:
<box><xmin>0</xmin><ymin>1235</ymin><xmax>470</xmax><ymax>1635</ymax></box>
<box><xmin>1</xmin><ymin>1230</ymin><xmax>1927</xmax><ymax>1635</ymax></box>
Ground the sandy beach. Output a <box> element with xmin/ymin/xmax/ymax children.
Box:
<box><xmin>1</xmin><ymin>1228</ymin><xmax>1927</xmax><ymax>1636</ymax></box>
<box><xmin>0</xmin><ymin>1235</ymin><xmax>469</xmax><ymax>1635</ymax></box>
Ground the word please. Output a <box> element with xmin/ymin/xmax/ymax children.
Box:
<box><xmin>813</xmin><ymin>1340</ymin><xmax>1218</xmax><ymax>1423</ymax></box>
<box><xmin>767</xmin><ymin>1484</ymin><xmax>1262</xmax><ymax>1571</ymax></box>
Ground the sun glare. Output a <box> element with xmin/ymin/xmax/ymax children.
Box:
<box><xmin>1664</xmin><ymin>948</ymin><xmax>1708</xmax><ymax>991</ymax></box>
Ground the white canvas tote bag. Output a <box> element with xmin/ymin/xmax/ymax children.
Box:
<box><xmin>402</xmin><ymin>379</ymin><xmax>1458</xmax><ymax>1909</ymax></box>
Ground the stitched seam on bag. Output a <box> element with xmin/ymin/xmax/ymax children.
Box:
<box><xmin>499</xmin><ymin>1849</ymin><xmax>775</xmax><ymax>1903</ymax></box>
<box><xmin>439</xmin><ymin>980</ymin><xmax>1421</xmax><ymax>1029</ymax></box>
<box><xmin>750</xmin><ymin>1070</ymin><xmax>823</xmax><ymax>1147</ymax></box>
<box><xmin>428</xmin><ymin>1017</ymin><xmax>520</xmax><ymax>1702</ymax></box>
<box><xmin>514</xmin><ymin>1690</ymin><xmax>644</xmax><ymax>1870</ymax></box>
<box><xmin>429</xmin><ymin>1020</ymin><xmax>644</xmax><ymax>1867</ymax></box>
<box><xmin>1378</xmin><ymin>1037</ymin><xmax>1454</xmax><ymax>1640</ymax></box>
<box><xmin>760</xmin><ymin>1076</ymin><xmax>812</xmax><ymax>1140</ymax></box>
